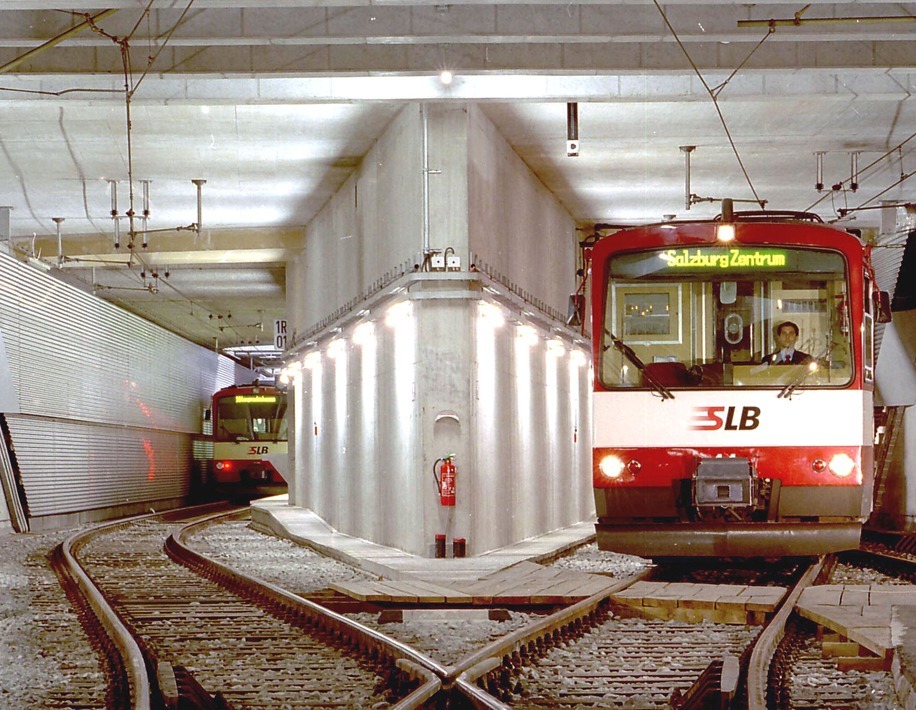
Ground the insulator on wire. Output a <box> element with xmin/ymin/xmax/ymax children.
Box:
<box><xmin>815</xmin><ymin>152</ymin><xmax>825</xmax><ymax>192</ymax></box>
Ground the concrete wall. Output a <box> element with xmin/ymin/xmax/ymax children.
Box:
<box><xmin>287</xmin><ymin>102</ymin><xmax>593</xmax><ymax>556</ymax></box>
<box><xmin>467</xmin><ymin>104</ymin><xmax>576</xmax><ymax>315</ymax></box>
<box><xmin>288</xmin><ymin>106</ymin><xmax>425</xmax><ymax>342</ymax></box>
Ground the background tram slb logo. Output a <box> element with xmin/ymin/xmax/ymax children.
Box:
<box><xmin>691</xmin><ymin>405</ymin><xmax>761</xmax><ymax>431</ymax></box>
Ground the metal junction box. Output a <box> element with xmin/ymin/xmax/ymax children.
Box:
<box><xmin>693</xmin><ymin>458</ymin><xmax>754</xmax><ymax>508</ymax></box>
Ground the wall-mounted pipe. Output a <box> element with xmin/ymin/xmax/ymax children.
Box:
<box><xmin>738</xmin><ymin>14</ymin><xmax>916</xmax><ymax>28</ymax></box>
<box><xmin>421</xmin><ymin>104</ymin><xmax>430</xmax><ymax>255</ymax></box>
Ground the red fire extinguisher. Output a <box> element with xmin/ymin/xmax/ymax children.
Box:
<box><xmin>433</xmin><ymin>455</ymin><xmax>456</xmax><ymax>506</ymax></box>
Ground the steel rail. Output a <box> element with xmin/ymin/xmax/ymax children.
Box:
<box><xmin>169</xmin><ymin>508</ymin><xmax>448</xmax><ymax>707</ymax></box>
<box><xmin>442</xmin><ymin>569</ymin><xmax>652</xmax><ymax>705</ymax></box>
<box><xmin>746</xmin><ymin>556</ymin><xmax>830</xmax><ymax>709</ymax></box>
<box><xmin>59</xmin><ymin>512</ymin><xmax>165</xmax><ymax>710</ymax></box>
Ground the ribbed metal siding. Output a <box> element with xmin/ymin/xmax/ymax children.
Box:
<box><xmin>5</xmin><ymin>414</ymin><xmax>190</xmax><ymax>516</ymax></box>
<box><xmin>1</xmin><ymin>263</ymin><xmax>211</xmax><ymax>431</ymax></box>
<box><xmin>0</xmin><ymin>251</ymin><xmax>249</xmax><ymax>520</ymax></box>
<box><xmin>872</xmin><ymin>226</ymin><xmax>910</xmax><ymax>358</ymax></box>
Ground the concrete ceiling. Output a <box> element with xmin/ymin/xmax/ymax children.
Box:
<box><xmin>0</xmin><ymin>2</ymin><xmax>914</xmax><ymax>372</ymax></box>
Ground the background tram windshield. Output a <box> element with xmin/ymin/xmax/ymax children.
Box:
<box><xmin>215</xmin><ymin>394</ymin><xmax>287</xmax><ymax>442</ymax></box>
<box><xmin>600</xmin><ymin>246</ymin><xmax>852</xmax><ymax>389</ymax></box>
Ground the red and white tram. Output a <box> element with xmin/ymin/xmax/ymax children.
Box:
<box><xmin>590</xmin><ymin>208</ymin><xmax>891</xmax><ymax>557</ymax></box>
<box><xmin>207</xmin><ymin>383</ymin><xmax>288</xmax><ymax>497</ymax></box>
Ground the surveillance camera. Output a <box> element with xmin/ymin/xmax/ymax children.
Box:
<box><xmin>567</xmin><ymin>140</ymin><xmax>579</xmax><ymax>157</ymax></box>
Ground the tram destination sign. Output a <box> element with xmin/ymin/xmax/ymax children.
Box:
<box><xmin>658</xmin><ymin>247</ymin><xmax>787</xmax><ymax>270</ymax></box>
<box><xmin>235</xmin><ymin>395</ymin><xmax>278</xmax><ymax>404</ymax></box>
<box><xmin>610</xmin><ymin>246</ymin><xmax>844</xmax><ymax>279</ymax></box>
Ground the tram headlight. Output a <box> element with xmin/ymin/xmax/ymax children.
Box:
<box><xmin>716</xmin><ymin>223</ymin><xmax>736</xmax><ymax>243</ymax></box>
<box><xmin>828</xmin><ymin>453</ymin><xmax>855</xmax><ymax>478</ymax></box>
<box><xmin>598</xmin><ymin>454</ymin><xmax>625</xmax><ymax>480</ymax></box>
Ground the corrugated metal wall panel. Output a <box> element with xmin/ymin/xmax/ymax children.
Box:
<box><xmin>0</xmin><ymin>251</ymin><xmax>251</xmax><ymax>523</ymax></box>
<box><xmin>6</xmin><ymin>414</ymin><xmax>190</xmax><ymax>517</ymax></box>
<box><xmin>872</xmin><ymin>225</ymin><xmax>910</xmax><ymax>359</ymax></box>
<box><xmin>0</xmin><ymin>251</ymin><xmax>241</xmax><ymax>431</ymax></box>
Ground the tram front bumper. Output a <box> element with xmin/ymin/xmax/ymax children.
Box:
<box><xmin>595</xmin><ymin>521</ymin><xmax>862</xmax><ymax>557</ymax></box>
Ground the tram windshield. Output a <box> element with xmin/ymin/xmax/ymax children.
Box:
<box><xmin>599</xmin><ymin>246</ymin><xmax>853</xmax><ymax>390</ymax></box>
<box><xmin>215</xmin><ymin>392</ymin><xmax>288</xmax><ymax>441</ymax></box>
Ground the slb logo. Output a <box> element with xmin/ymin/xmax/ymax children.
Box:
<box><xmin>248</xmin><ymin>445</ymin><xmax>270</xmax><ymax>455</ymax></box>
<box><xmin>690</xmin><ymin>406</ymin><xmax>760</xmax><ymax>431</ymax></box>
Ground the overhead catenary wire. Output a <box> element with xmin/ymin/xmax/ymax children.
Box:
<box><xmin>0</xmin><ymin>9</ymin><xmax>118</xmax><ymax>75</ymax></box>
<box><xmin>805</xmin><ymin>133</ymin><xmax>916</xmax><ymax>218</ymax></box>
<box><xmin>0</xmin><ymin>7</ymin><xmax>235</xmax><ymax>340</ymax></box>
<box><xmin>651</xmin><ymin>0</ymin><xmax>768</xmax><ymax>209</ymax></box>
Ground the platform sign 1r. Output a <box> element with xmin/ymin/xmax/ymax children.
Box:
<box><xmin>273</xmin><ymin>319</ymin><xmax>287</xmax><ymax>351</ymax></box>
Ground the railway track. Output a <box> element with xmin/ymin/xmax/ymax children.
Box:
<box><xmin>194</xmin><ymin>516</ymin><xmax>797</xmax><ymax>707</ymax></box>
<box><xmin>765</xmin><ymin>537</ymin><xmax>916</xmax><ymax>710</ymax></box>
<box><xmin>441</xmin><ymin>561</ymin><xmax>808</xmax><ymax>709</ymax></box>
<box><xmin>58</xmin><ymin>505</ymin><xmax>443</xmax><ymax>708</ymax></box>
<box><xmin>57</xmin><ymin>508</ymin><xmax>916</xmax><ymax>708</ymax></box>
<box><xmin>186</xmin><ymin>512</ymin><xmax>916</xmax><ymax>709</ymax></box>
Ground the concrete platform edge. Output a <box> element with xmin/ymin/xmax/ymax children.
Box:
<box><xmin>249</xmin><ymin>496</ymin><xmax>598</xmax><ymax>583</ymax></box>
<box><xmin>249</xmin><ymin>499</ymin><xmax>402</xmax><ymax>581</ymax></box>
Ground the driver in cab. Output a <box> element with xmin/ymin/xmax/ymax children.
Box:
<box><xmin>763</xmin><ymin>321</ymin><xmax>810</xmax><ymax>365</ymax></box>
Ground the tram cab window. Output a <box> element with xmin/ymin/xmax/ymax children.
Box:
<box><xmin>216</xmin><ymin>395</ymin><xmax>288</xmax><ymax>441</ymax></box>
<box><xmin>600</xmin><ymin>246</ymin><xmax>853</xmax><ymax>390</ymax></box>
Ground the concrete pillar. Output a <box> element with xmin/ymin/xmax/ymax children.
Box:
<box><xmin>286</xmin><ymin>103</ymin><xmax>594</xmax><ymax>555</ymax></box>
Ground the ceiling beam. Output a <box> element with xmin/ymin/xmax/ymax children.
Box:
<box><xmin>26</xmin><ymin>225</ymin><xmax>302</xmax><ymax>268</ymax></box>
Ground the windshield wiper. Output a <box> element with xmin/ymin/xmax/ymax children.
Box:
<box><xmin>605</xmin><ymin>330</ymin><xmax>675</xmax><ymax>400</ymax></box>
<box><xmin>777</xmin><ymin>350</ymin><xmax>827</xmax><ymax>399</ymax></box>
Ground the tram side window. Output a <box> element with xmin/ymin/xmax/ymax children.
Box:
<box><xmin>864</xmin><ymin>276</ymin><xmax>875</xmax><ymax>383</ymax></box>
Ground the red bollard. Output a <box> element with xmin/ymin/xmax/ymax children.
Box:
<box><xmin>435</xmin><ymin>534</ymin><xmax>446</xmax><ymax>558</ymax></box>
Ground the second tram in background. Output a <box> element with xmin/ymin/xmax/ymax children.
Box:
<box><xmin>205</xmin><ymin>382</ymin><xmax>288</xmax><ymax>500</ymax></box>
<box><xmin>590</xmin><ymin>206</ymin><xmax>891</xmax><ymax>557</ymax></box>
